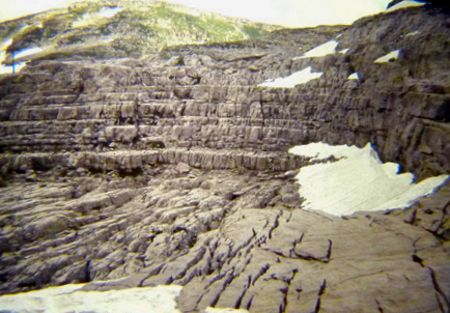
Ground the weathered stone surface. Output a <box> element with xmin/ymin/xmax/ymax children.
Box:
<box><xmin>0</xmin><ymin>167</ymin><xmax>448</xmax><ymax>312</ymax></box>
<box><xmin>0</xmin><ymin>8</ymin><xmax>448</xmax><ymax>178</ymax></box>
<box><xmin>0</xmin><ymin>6</ymin><xmax>449</xmax><ymax>313</ymax></box>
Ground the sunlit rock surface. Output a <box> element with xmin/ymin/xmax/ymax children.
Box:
<box><xmin>0</xmin><ymin>3</ymin><xmax>449</xmax><ymax>313</ymax></box>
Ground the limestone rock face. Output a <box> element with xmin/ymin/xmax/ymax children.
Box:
<box><xmin>0</xmin><ymin>6</ymin><xmax>449</xmax><ymax>313</ymax></box>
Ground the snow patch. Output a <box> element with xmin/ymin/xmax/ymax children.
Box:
<box><xmin>0</xmin><ymin>283</ymin><xmax>250</xmax><ymax>313</ymax></box>
<box><xmin>289</xmin><ymin>142</ymin><xmax>449</xmax><ymax>217</ymax></box>
<box><xmin>374</xmin><ymin>49</ymin><xmax>401</xmax><ymax>63</ymax></box>
<box><xmin>387</xmin><ymin>1</ymin><xmax>424</xmax><ymax>12</ymax></box>
<box><xmin>289</xmin><ymin>142</ymin><xmax>362</xmax><ymax>161</ymax></box>
<box><xmin>73</xmin><ymin>7</ymin><xmax>122</xmax><ymax>28</ymax></box>
<box><xmin>1</xmin><ymin>44</ymin><xmax>48</xmax><ymax>74</ymax></box>
<box><xmin>339</xmin><ymin>48</ymin><xmax>349</xmax><ymax>54</ymax></box>
<box><xmin>97</xmin><ymin>7</ymin><xmax>122</xmax><ymax>18</ymax></box>
<box><xmin>0</xmin><ymin>64</ymin><xmax>12</xmax><ymax>75</ymax></box>
<box><xmin>0</xmin><ymin>62</ymin><xmax>27</xmax><ymax>75</ymax></box>
<box><xmin>348</xmin><ymin>72</ymin><xmax>359</xmax><ymax>80</ymax></box>
<box><xmin>405</xmin><ymin>30</ymin><xmax>420</xmax><ymax>37</ymax></box>
<box><xmin>0</xmin><ymin>283</ymin><xmax>183</xmax><ymax>313</ymax></box>
<box><xmin>1</xmin><ymin>38</ymin><xmax>13</xmax><ymax>51</ymax></box>
<box><xmin>294</xmin><ymin>40</ymin><xmax>338</xmax><ymax>59</ymax></box>
<box><xmin>14</xmin><ymin>46</ymin><xmax>43</xmax><ymax>59</ymax></box>
<box><xmin>0</xmin><ymin>42</ymin><xmax>27</xmax><ymax>75</ymax></box>
<box><xmin>258</xmin><ymin>66</ymin><xmax>323</xmax><ymax>88</ymax></box>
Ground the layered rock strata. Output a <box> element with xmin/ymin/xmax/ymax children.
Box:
<box><xmin>0</xmin><ymin>6</ymin><xmax>449</xmax><ymax>313</ymax></box>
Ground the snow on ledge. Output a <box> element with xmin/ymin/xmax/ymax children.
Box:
<box><xmin>387</xmin><ymin>1</ymin><xmax>424</xmax><ymax>12</ymax></box>
<box><xmin>0</xmin><ymin>283</ymin><xmax>183</xmax><ymax>313</ymax></box>
<box><xmin>97</xmin><ymin>7</ymin><xmax>123</xmax><ymax>18</ymax></box>
<box><xmin>73</xmin><ymin>7</ymin><xmax>122</xmax><ymax>28</ymax></box>
<box><xmin>0</xmin><ymin>62</ymin><xmax>27</xmax><ymax>75</ymax></box>
<box><xmin>0</xmin><ymin>282</ymin><xmax>252</xmax><ymax>313</ymax></box>
<box><xmin>0</xmin><ymin>44</ymin><xmax>46</xmax><ymax>75</ymax></box>
<box><xmin>374</xmin><ymin>49</ymin><xmax>401</xmax><ymax>63</ymax></box>
<box><xmin>258</xmin><ymin>66</ymin><xmax>323</xmax><ymax>88</ymax></box>
<box><xmin>14</xmin><ymin>46</ymin><xmax>43</xmax><ymax>59</ymax></box>
<box><xmin>293</xmin><ymin>40</ymin><xmax>338</xmax><ymax>60</ymax></box>
<box><xmin>289</xmin><ymin>142</ymin><xmax>449</xmax><ymax>217</ymax></box>
<box><xmin>1</xmin><ymin>38</ymin><xmax>13</xmax><ymax>51</ymax></box>
<box><xmin>348</xmin><ymin>72</ymin><xmax>359</xmax><ymax>80</ymax></box>
<box><xmin>289</xmin><ymin>142</ymin><xmax>361</xmax><ymax>160</ymax></box>
<box><xmin>405</xmin><ymin>30</ymin><xmax>420</xmax><ymax>37</ymax></box>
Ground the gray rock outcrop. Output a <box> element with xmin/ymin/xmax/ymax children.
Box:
<box><xmin>0</xmin><ymin>6</ymin><xmax>449</xmax><ymax>313</ymax></box>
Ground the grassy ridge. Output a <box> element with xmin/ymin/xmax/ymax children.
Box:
<box><xmin>0</xmin><ymin>0</ymin><xmax>278</xmax><ymax>63</ymax></box>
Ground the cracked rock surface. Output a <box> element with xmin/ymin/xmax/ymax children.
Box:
<box><xmin>0</xmin><ymin>167</ymin><xmax>449</xmax><ymax>313</ymax></box>
<box><xmin>0</xmin><ymin>6</ymin><xmax>449</xmax><ymax>313</ymax></box>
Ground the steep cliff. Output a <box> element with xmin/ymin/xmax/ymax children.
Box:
<box><xmin>1</xmin><ymin>7</ymin><xmax>448</xmax><ymax>177</ymax></box>
<box><xmin>0</xmin><ymin>5</ymin><xmax>449</xmax><ymax>313</ymax></box>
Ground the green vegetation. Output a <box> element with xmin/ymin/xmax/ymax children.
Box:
<box><xmin>0</xmin><ymin>23</ymin><xmax>24</xmax><ymax>44</ymax></box>
<box><xmin>0</xmin><ymin>0</ymin><xmax>278</xmax><ymax>63</ymax></box>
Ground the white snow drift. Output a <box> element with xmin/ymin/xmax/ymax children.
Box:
<box><xmin>0</xmin><ymin>37</ymin><xmax>12</xmax><ymax>51</ymax></box>
<box><xmin>294</xmin><ymin>39</ymin><xmax>339</xmax><ymax>59</ymax></box>
<box><xmin>73</xmin><ymin>7</ymin><xmax>122</xmax><ymax>28</ymax></box>
<box><xmin>374</xmin><ymin>49</ymin><xmax>401</xmax><ymax>63</ymax></box>
<box><xmin>348</xmin><ymin>72</ymin><xmax>359</xmax><ymax>80</ymax></box>
<box><xmin>14</xmin><ymin>46</ymin><xmax>43</xmax><ymax>59</ymax></box>
<box><xmin>0</xmin><ymin>62</ymin><xmax>26</xmax><ymax>75</ymax></box>
<box><xmin>387</xmin><ymin>1</ymin><xmax>424</xmax><ymax>12</ymax></box>
<box><xmin>0</xmin><ymin>282</ymin><xmax>250</xmax><ymax>313</ymax></box>
<box><xmin>289</xmin><ymin>142</ymin><xmax>449</xmax><ymax>217</ymax></box>
<box><xmin>0</xmin><ymin>38</ymin><xmax>27</xmax><ymax>75</ymax></box>
<box><xmin>405</xmin><ymin>30</ymin><xmax>420</xmax><ymax>37</ymax></box>
<box><xmin>258</xmin><ymin>66</ymin><xmax>323</xmax><ymax>88</ymax></box>
<box><xmin>0</xmin><ymin>284</ymin><xmax>183</xmax><ymax>313</ymax></box>
<box><xmin>1</xmin><ymin>42</ymin><xmax>47</xmax><ymax>74</ymax></box>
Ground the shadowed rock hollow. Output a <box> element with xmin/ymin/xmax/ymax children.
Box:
<box><xmin>0</xmin><ymin>5</ymin><xmax>449</xmax><ymax>313</ymax></box>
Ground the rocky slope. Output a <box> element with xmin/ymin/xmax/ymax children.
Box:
<box><xmin>0</xmin><ymin>5</ymin><xmax>449</xmax><ymax>313</ymax></box>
